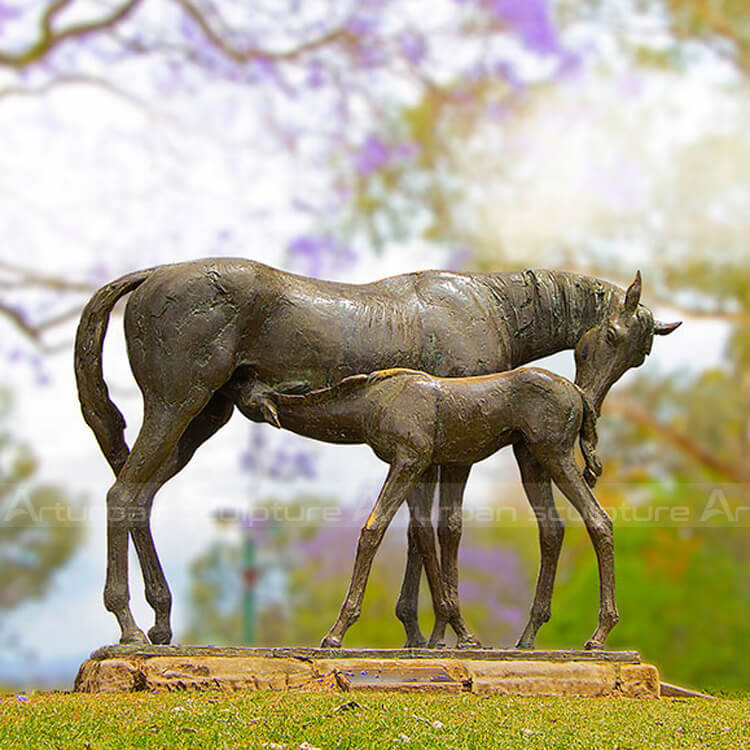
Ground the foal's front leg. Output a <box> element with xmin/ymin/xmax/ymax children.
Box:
<box><xmin>321</xmin><ymin>458</ymin><xmax>427</xmax><ymax>648</ymax></box>
<box><xmin>548</xmin><ymin>456</ymin><xmax>618</xmax><ymax>650</ymax></box>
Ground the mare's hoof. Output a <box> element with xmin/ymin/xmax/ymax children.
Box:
<box><xmin>426</xmin><ymin>640</ymin><xmax>447</xmax><ymax>649</ymax></box>
<box><xmin>148</xmin><ymin>626</ymin><xmax>172</xmax><ymax>645</ymax></box>
<box><xmin>120</xmin><ymin>629</ymin><xmax>149</xmax><ymax>647</ymax></box>
<box><xmin>457</xmin><ymin>636</ymin><xmax>482</xmax><ymax>649</ymax></box>
<box><xmin>403</xmin><ymin>636</ymin><xmax>428</xmax><ymax>649</ymax></box>
<box><xmin>320</xmin><ymin>635</ymin><xmax>342</xmax><ymax>649</ymax></box>
<box><xmin>584</xmin><ymin>639</ymin><xmax>604</xmax><ymax>651</ymax></box>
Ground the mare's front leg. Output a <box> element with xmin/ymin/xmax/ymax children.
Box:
<box><xmin>395</xmin><ymin>469</ymin><xmax>440</xmax><ymax>648</ymax></box>
<box><xmin>434</xmin><ymin>464</ymin><xmax>481</xmax><ymax>648</ymax></box>
<box><xmin>513</xmin><ymin>442</ymin><xmax>564</xmax><ymax>649</ymax></box>
<box><xmin>548</xmin><ymin>455</ymin><xmax>618</xmax><ymax>650</ymax></box>
<box><xmin>321</xmin><ymin>457</ymin><xmax>426</xmax><ymax>648</ymax></box>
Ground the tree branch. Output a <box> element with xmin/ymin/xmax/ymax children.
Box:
<box><xmin>0</xmin><ymin>301</ymin><xmax>86</xmax><ymax>352</ymax></box>
<box><xmin>0</xmin><ymin>0</ymin><xmax>144</xmax><ymax>69</ymax></box>
<box><xmin>172</xmin><ymin>0</ymin><xmax>353</xmax><ymax>63</ymax></box>
<box><xmin>0</xmin><ymin>73</ymin><xmax>151</xmax><ymax>111</ymax></box>
<box><xmin>0</xmin><ymin>262</ymin><xmax>94</xmax><ymax>293</ymax></box>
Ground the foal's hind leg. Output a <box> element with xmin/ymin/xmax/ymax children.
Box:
<box><xmin>514</xmin><ymin>443</ymin><xmax>564</xmax><ymax>649</ymax></box>
<box><xmin>403</xmin><ymin>466</ymin><xmax>453</xmax><ymax>649</ymax></box>
<box><xmin>105</xmin><ymin>392</ymin><xmax>213</xmax><ymax>645</ymax></box>
<box><xmin>547</xmin><ymin>455</ymin><xmax>618</xmax><ymax>650</ymax></box>
<box><xmin>395</xmin><ymin>467</ymin><xmax>440</xmax><ymax>648</ymax></box>
<box><xmin>129</xmin><ymin>392</ymin><xmax>234</xmax><ymax>644</ymax></box>
<box><xmin>395</xmin><ymin>517</ymin><xmax>428</xmax><ymax>648</ymax></box>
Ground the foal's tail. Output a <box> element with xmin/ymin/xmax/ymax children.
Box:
<box><xmin>278</xmin><ymin>367</ymin><xmax>426</xmax><ymax>408</ymax></box>
<box><xmin>74</xmin><ymin>268</ymin><xmax>153</xmax><ymax>476</ymax></box>
<box><xmin>574</xmin><ymin>384</ymin><xmax>603</xmax><ymax>488</ymax></box>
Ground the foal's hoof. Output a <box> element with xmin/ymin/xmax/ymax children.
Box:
<box><xmin>120</xmin><ymin>628</ymin><xmax>149</xmax><ymax>647</ymax></box>
<box><xmin>584</xmin><ymin>639</ymin><xmax>604</xmax><ymax>651</ymax></box>
<box><xmin>515</xmin><ymin>638</ymin><xmax>534</xmax><ymax>650</ymax></box>
<box><xmin>426</xmin><ymin>639</ymin><xmax>447</xmax><ymax>649</ymax></box>
<box><xmin>148</xmin><ymin>626</ymin><xmax>172</xmax><ymax>645</ymax></box>
<box><xmin>457</xmin><ymin>635</ymin><xmax>482</xmax><ymax>649</ymax></box>
<box><xmin>320</xmin><ymin>634</ymin><xmax>342</xmax><ymax>649</ymax></box>
<box><xmin>403</xmin><ymin>636</ymin><xmax>428</xmax><ymax>649</ymax></box>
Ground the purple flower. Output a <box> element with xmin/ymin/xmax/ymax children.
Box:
<box><xmin>291</xmin><ymin>450</ymin><xmax>317</xmax><ymax>480</ymax></box>
<box><xmin>346</xmin><ymin>16</ymin><xmax>376</xmax><ymax>36</ymax></box>
<box><xmin>557</xmin><ymin>49</ymin><xmax>582</xmax><ymax>77</ymax></box>
<box><xmin>493</xmin><ymin>60</ymin><xmax>523</xmax><ymax>91</ymax></box>
<box><xmin>287</xmin><ymin>234</ymin><xmax>356</xmax><ymax>279</ymax></box>
<box><xmin>398</xmin><ymin>30</ymin><xmax>426</xmax><ymax>65</ymax></box>
<box><xmin>306</xmin><ymin>61</ymin><xmax>326</xmax><ymax>88</ymax></box>
<box><xmin>445</xmin><ymin>246</ymin><xmax>473</xmax><ymax>270</ymax></box>
<box><xmin>488</xmin><ymin>0</ymin><xmax>561</xmax><ymax>55</ymax></box>
<box><xmin>459</xmin><ymin>544</ymin><xmax>522</xmax><ymax>589</ymax></box>
<box><xmin>0</xmin><ymin>3</ymin><xmax>22</xmax><ymax>36</ymax></box>
<box><xmin>390</xmin><ymin>141</ymin><xmax>419</xmax><ymax>163</ymax></box>
<box><xmin>355</xmin><ymin>135</ymin><xmax>390</xmax><ymax>176</ymax></box>
<box><xmin>16</xmin><ymin>694</ymin><xmax>28</xmax><ymax>703</ymax></box>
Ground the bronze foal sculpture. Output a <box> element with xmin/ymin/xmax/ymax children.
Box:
<box><xmin>259</xmin><ymin>367</ymin><xmax>607</xmax><ymax>649</ymax></box>
<box><xmin>75</xmin><ymin>260</ymin><xmax>680</xmax><ymax>647</ymax></box>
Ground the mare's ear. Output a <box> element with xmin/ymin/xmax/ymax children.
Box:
<box><xmin>623</xmin><ymin>270</ymin><xmax>641</xmax><ymax>317</ymax></box>
<box><xmin>654</xmin><ymin>320</ymin><xmax>682</xmax><ymax>335</ymax></box>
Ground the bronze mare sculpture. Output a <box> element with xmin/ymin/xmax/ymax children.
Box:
<box><xmin>259</xmin><ymin>367</ymin><xmax>609</xmax><ymax>648</ymax></box>
<box><xmin>74</xmin><ymin>260</ymin><xmax>680</xmax><ymax>647</ymax></box>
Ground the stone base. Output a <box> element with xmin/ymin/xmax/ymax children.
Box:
<box><xmin>74</xmin><ymin>646</ymin><xmax>660</xmax><ymax>698</ymax></box>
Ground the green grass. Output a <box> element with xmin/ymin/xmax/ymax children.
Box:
<box><xmin>1</xmin><ymin>690</ymin><xmax>748</xmax><ymax>749</ymax></box>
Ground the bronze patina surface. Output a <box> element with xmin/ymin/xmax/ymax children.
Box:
<box><xmin>74</xmin><ymin>261</ymin><xmax>680</xmax><ymax>648</ymax></box>
<box><xmin>265</xmin><ymin>366</ymin><xmax>606</xmax><ymax>648</ymax></box>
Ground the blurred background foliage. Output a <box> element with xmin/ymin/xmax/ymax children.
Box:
<box><xmin>0</xmin><ymin>390</ymin><xmax>82</xmax><ymax>661</ymax></box>
<box><xmin>0</xmin><ymin>0</ymin><xmax>748</xmax><ymax>691</ymax></box>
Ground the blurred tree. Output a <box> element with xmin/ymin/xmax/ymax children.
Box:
<box><xmin>1</xmin><ymin>1</ymin><xmax>747</xmax><ymax>337</ymax></box>
<box><xmin>182</xmin><ymin>539</ymin><xmax>243</xmax><ymax>646</ymax></box>
<box><xmin>0</xmin><ymin>389</ymin><xmax>82</xmax><ymax>634</ymax></box>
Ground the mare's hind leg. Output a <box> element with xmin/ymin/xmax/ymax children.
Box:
<box><xmin>435</xmin><ymin>464</ymin><xmax>480</xmax><ymax>648</ymax></box>
<box><xmin>513</xmin><ymin>443</ymin><xmax>564</xmax><ymax>649</ymax></box>
<box><xmin>129</xmin><ymin>392</ymin><xmax>234</xmax><ymax>644</ymax></box>
<box><xmin>105</xmin><ymin>391</ymin><xmax>213</xmax><ymax>645</ymax></box>
<box><xmin>546</xmin><ymin>455</ymin><xmax>618</xmax><ymax>650</ymax></box>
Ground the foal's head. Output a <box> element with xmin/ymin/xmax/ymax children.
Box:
<box><xmin>574</xmin><ymin>271</ymin><xmax>681</xmax><ymax>414</ymax></box>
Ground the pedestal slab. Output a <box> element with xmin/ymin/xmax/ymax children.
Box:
<box><xmin>74</xmin><ymin>646</ymin><xmax>660</xmax><ymax>697</ymax></box>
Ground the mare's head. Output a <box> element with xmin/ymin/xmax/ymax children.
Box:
<box><xmin>574</xmin><ymin>271</ymin><xmax>681</xmax><ymax>415</ymax></box>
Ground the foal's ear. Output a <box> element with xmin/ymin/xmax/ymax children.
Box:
<box><xmin>623</xmin><ymin>270</ymin><xmax>642</xmax><ymax>317</ymax></box>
